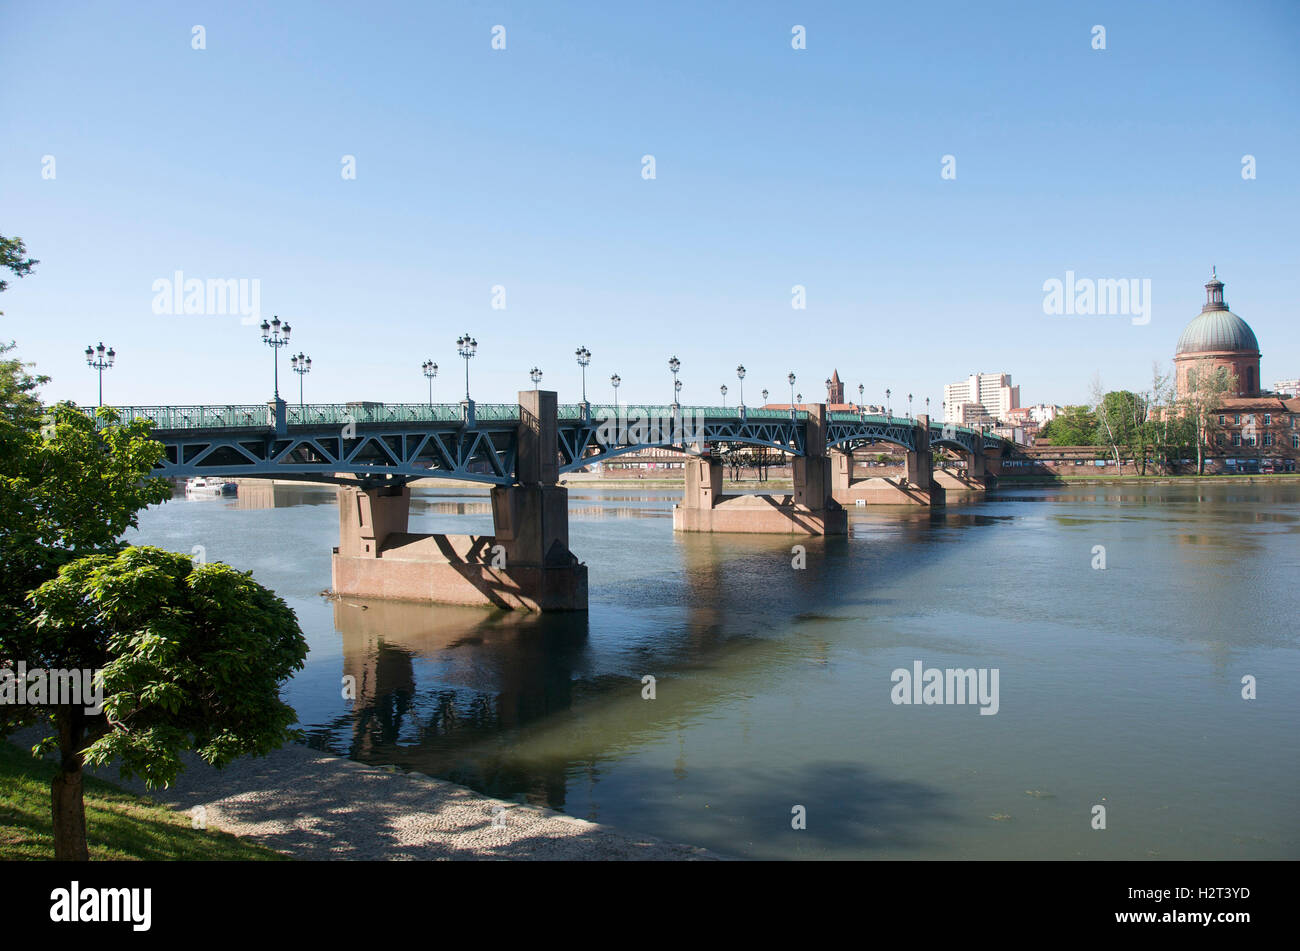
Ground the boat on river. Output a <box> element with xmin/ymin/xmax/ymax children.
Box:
<box><xmin>184</xmin><ymin>477</ymin><xmax>237</xmax><ymax>498</ymax></box>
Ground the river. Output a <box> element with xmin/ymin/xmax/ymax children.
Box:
<box><xmin>126</xmin><ymin>481</ymin><xmax>1300</xmax><ymax>859</ymax></box>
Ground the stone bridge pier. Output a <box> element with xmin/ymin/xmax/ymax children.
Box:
<box><xmin>331</xmin><ymin>390</ymin><xmax>587</xmax><ymax>611</ymax></box>
<box><xmin>673</xmin><ymin>404</ymin><xmax>847</xmax><ymax>534</ymax></box>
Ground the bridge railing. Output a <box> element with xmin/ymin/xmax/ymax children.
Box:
<box><xmin>558</xmin><ymin>404</ymin><xmax>808</xmax><ymax>421</ymax></box>
<box><xmin>284</xmin><ymin>403</ymin><xmax>461</xmax><ymax>426</ymax></box>
<box><xmin>289</xmin><ymin>402</ymin><xmax>520</xmax><ymax>425</ymax></box>
<box><xmin>90</xmin><ymin>405</ymin><xmax>272</xmax><ymax>430</ymax></box>
<box><xmin>84</xmin><ymin>402</ymin><xmax>524</xmax><ymax>431</ymax></box>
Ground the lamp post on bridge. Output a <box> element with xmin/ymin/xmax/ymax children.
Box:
<box><xmin>908</xmin><ymin>393</ymin><xmax>913</xmax><ymax>420</ymax></box>
<box><xmin>422</xmin><ymin>360</ymin><xmax>438</xmax><ymax>406</ymax></box>
<box><xmin>761</xmin><ymin>388</ymin><xmax>769</xmax><ymax>405</ymax></box>
<box><xmin>290</xmin><ymin>352</ymin><xmax>311</xmax><ymax>411</ymax></box>
<box><xmin>259</xmin><ymin>316</ymin><xmax>292</xmax><ymax>401</ymax></box>
<box><xmin>84</xmin><ymin>341</ymin><xmax>115</xmax><ymax>407</ymax></box>
<box><xmin>736</xmin><ymin>365</ymin><xmax>746</xmax><ymax>408</ymax></box>
<box><xmin>885</xmin><ymin>388</ymin><xmax>892</xmax><ymax>420</ymax></box>
<box><xmin>787</xmin><ymin>372</ymin><xmax>796</xmax><ymax>419</ymax></box>
<box><xmin>575</xmin><ymin>346</ymin><xmax>591</xmax><ymax>401</ymax></box>
<box><xmin>457</xmin><ymin>334</ymin><xmax>477</xmax><ymax>400</ymax></box>
<box><xmin>457</xmin><ymin>333</ymin><xmax>477</xmax><ymax>426</ymax></box>
<box><xmin>610</xmin><ymin>373</ymin><xmax>620</xmax><ymax>414</ymax></box>
<box><xmin>530</xmin><ymin>366</ymin><xmax>542</xmax><ymax>390</ymax></box>
<box><xmin>796</xmin><ymin>392</ymin><xmax>802</xmax><ymax>404</ymax></box>
<box><xmin>669</xmin><ymin>356</ymin><xmax>681</xmax><ymax>410</ymax></box>
<box><xmin>720</xmin><ymin>384</ymin><xmax>728</xmax><ymax>408</ymax></box>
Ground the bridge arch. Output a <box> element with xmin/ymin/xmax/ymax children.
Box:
<box><xmin>561</xmin><ymin>434</ymin><xmax>804</xmax><ymax>473</ymax></box>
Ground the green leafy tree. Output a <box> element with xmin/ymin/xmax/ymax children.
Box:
<box><xmin>1090</xmin><ymin>376</ymin><xmax>1129</xmax><ymax>468</ymax></box>
<box><xmin>1040</xmin><ymin>405</ymin><xmax>1097</xmax><ymax>446</ymax></box>
<box><xmin>0</xmin><ymin>403</ymin><xmax>167</xmax><ymax>855</ymax></box>
<box><xmin>0</xmin><ymin>234</ymin><xmax>39</xmax><ymax>303</ymax></box>
<box><xmin>1095</xmin><ymin>389</ymin><xmax>1144</xmax><ymax>472</ymax></box>
<box><xmin>28</xmin><ymin>547</ymin><xmax>308</xmax><ymax>860</ymax></box>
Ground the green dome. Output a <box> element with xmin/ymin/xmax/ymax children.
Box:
<box><xmin>1175</xmin><ymin>309</ymin><xmax>1258</xmax><ymax>355</ymax></box>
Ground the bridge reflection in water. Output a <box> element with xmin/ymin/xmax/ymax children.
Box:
<box><xmin>322</xmin><ymin>597</ymin><xmax>590</xmax><ymax>808</ymax></box>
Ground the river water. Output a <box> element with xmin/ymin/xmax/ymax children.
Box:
<box><xmin>126</xmin><ymin>481</ymin><xmax>1300</xmax><ymax>859</ymax></box>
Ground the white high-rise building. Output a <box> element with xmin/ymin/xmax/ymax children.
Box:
<box><xmin>943</xmin><ymin>372</ymin><xmax>1020</xmax><ymax>423</ymax></box>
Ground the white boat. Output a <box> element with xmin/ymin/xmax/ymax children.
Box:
<box><xmin>184</xmin><ymin>477</ymin><xmax>237</xmax><ymax>497</ymax></box>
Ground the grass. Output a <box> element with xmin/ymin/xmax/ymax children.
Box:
<box><xmin>0</xmin><ymin>740</ymin><xmax>287</xmax><ymax>861</ymax></box>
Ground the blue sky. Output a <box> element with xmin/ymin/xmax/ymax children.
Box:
<box><xmin>2</xmin><ymin>0</ymin><xmax>1297</xmax><ymax>410</ymax></box>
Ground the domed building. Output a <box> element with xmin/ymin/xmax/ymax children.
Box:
<box><xmin>1169</xmin><ymin>270</ymin><xmax>1298</xmax><ymax>474</ymax></box>
<box><xmin>1174</xmin><ymin>270</ymin><xmax>1261</xmax><ymax>397</ymax></box>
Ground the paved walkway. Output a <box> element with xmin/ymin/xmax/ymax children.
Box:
<box><xmin>13</xmin><ymin>733</ymin><xmax>718</xmax><ymax>860</ymax></box>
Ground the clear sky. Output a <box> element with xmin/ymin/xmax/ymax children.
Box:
<box><xmin>2</xmin><ymin>0</ymin><xmax>1297</xmax><ymax>410</ymax></box>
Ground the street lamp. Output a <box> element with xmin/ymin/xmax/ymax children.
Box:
<box><xmin>908</xmin><ymin>393</ymin><xmax>913</xmax><ymax>419</ymax></box>
<box><xmin>796</xmin><ymin>392</ymin><xmax>803</xmax><ymax>404</ymax></box>
<box><xmin>530</xmin><ymin>366</ymin><xmax>543</xmax><ymax>390</ymax></box>
<box><xmin>259</xmin><ymin>316</ymin><xmax>292</xmax><ymax>400</ymax></box>
<box><xmin>674</xmin><ymin>378</ymin><xmax>683</xmax><ymax>404</ymax></box>
<box><xmin>421</xmin><ymin>360</ymin><xmax>438</xmax><ymax>406</ymax></box>
<box><xmin>736</xmin><ymin>364</ymin><xmax>746</xmax><ymax>407</ymax></box>
<box><xmin>669</xmin><ymin>356</ymin><xmax>681</xmax><ymax>406</ymax></box>
<box><xmin>720</xmin><ymin>384</ymin><xmax>728</xmax><ymax>408</ymax></box>
<box><xmin>858</xmin><ymin>383</ymin><xmax>864</xmax><ymax>407</ymax></box>
<box><xmin>825</xmin><ymin>377</ymin><xmax>833</xmax><ymax>403</ymax></box>
<box><xmin>611</xmin><ymin>373</ymin><xmax>621</xmax><ymax>413</ymax></box>
<box><xmin>761</xmin><ymin>388</ymin><xmax>769</xmax><ymax>404</ymax></box>
<box><xmin>290</xmin><ymin>352</ymin><xmax>312</xmax><ymax>410</ymax></box>
<box><xmin>885</xmin><ymin>388</ymin><xmax>892</xmax><ymax>418</ymax></box>
<box><xmin>457</xmin><ymin>333</ymin><xmax>477</xmax><ymax>400</ymax></box>
<box><xmin>787</xmin><ymin>372</ymin><xmax>797</xmax><ymax>417</ymax></box>
<box><xmin>84</xmin><ymin>341</ymin><xmax>115</xmax><ymax>407</ymax></box>
<box><xmin>925</xmin><ymin>397</ymin><xmax>930</xmax><ymax>418</ymax></box>
<box><xmin>575</xmin><ymin>346</ymin><xmax>592</xmax><ymax>403</ymax></box>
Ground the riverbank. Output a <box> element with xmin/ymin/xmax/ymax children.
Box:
<box><xmin>995</xmin><ymin>472</ymin><xmax>1300</xmax><ymax>487</ymax></box>
<box><xmin>7</xmin><ymin>732</ymin><xmax>719</xmax><ymax>860</ymax></box>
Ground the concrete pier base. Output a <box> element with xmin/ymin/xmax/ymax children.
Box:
<box><xmin>331</xmin><ymin>529</ymin><xmax>587</xmax><ymax>612</ymax></box>
<box><xmin>932</xmin><ymin>468</ymin><xmax>988</xmax><ymax>493</ymax></box>
<box><xmin>833</xmin><ymin>477</ymin><xmax>939</xmax><ymax>506</ymax></box>
<box><xmin>673</xmin><ymin>491</ymin><xmax>848</xmax><ymax>534</ymax></box>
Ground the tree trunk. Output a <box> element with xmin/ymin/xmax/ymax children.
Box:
<box><xmin>52</xmin><ymin>709</ymin><xmax>89</xmax><ymax>861</ymax></box>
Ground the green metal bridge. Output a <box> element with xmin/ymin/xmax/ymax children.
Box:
<box><xmin>87</xmin><ymin>400</ymin><xmax>1002</xmax><ymax>487</ymax></box>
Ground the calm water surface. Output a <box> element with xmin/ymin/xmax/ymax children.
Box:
<box><xmin>127</xmin><ymin>481</ymin><xmax>1300</xmax><ymax>859</ymax></box>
